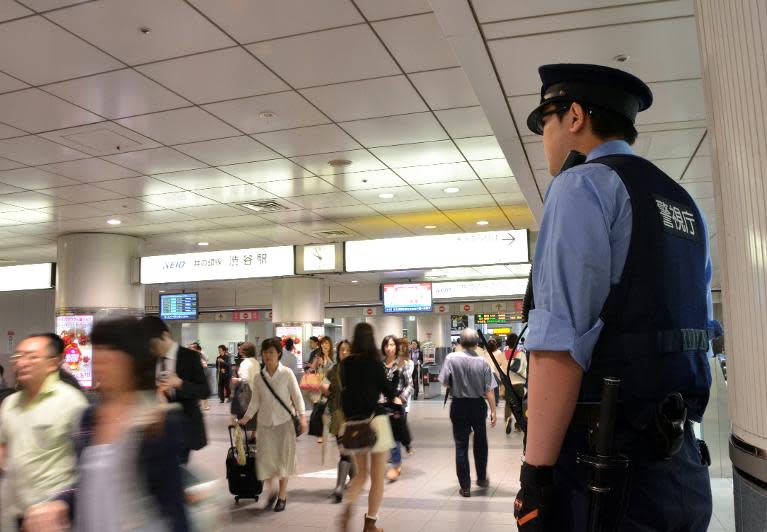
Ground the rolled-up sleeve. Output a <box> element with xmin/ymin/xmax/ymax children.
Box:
<box><xmin>525</xmin><ymin>165</ymin><xmax>631</xmax><ymax>371</ymax></box>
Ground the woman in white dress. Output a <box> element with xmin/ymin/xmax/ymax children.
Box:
<box><xmin>238</xmin><ymin>338</ymin><xmax>306</xmax><ymax>512</ymax></box>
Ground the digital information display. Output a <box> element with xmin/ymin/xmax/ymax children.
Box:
<box><xmin>160</xmin><ymin>293</ymin><xmax>199</xmax><ymax>320</ymax></box>
<box><xmin>382</xmin><ymin>283</ymin><xmax>433</xmax><ymax>313</ymax></box>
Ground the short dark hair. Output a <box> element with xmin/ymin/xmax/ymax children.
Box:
<box><xmin>26</xmin><ymin>332</ymin><xmax>65</xmax><ymax>359</ymax></box>
<box><xmin>218</xmin><ymin>345</ymin><xmax>227</xmax><ymax>352</ymax></box>
<box><xmin>352</xmin><ymin>323</ymin><xmax>380</xmax><ymax>361</ymax></box>
<box><xmin>507</xmin><ymin>333</ymin><xmax>519</xmax><ymax>347</ymax></box>
<box><xmin>240</xmin><ymin>342</ymin><xmax>256</xmax><ymax>358</ymax></box>
<box><xmin>261</xmin><ymin>337</ymin><xmax>283</xmax><ymax>360</ymax></box>
<box><xmin>138</xmin><ymin>315</ymin><xmax>169</xmax><ymax>340</ymax></box>
<box><xmin>91</xmin><ymin>317</ymin><xmax>156</xmax><ymax>391</ymax></box>
<box><xmin>487</xmin><ymin>338</ymin><xmax>498</xmax><ymax>352</ymax></box>
<box><xmin>285</xmin><ymin>338</ymin><xmax>294</xmax><ymax>350</ymax></box>
<box><xmin>309</xmin><ymin>336</ymin><xmax>319</xmax><ymax>343</ymax></box>
<box><xmin>553</xmin><ymin>102</ymin><xmax>638</xmax><ymax>145</ymax></box>
<box><xmin>410</xmin><ymin>339</ymin><xmax>420</xmax><ymax>349</ymax></box>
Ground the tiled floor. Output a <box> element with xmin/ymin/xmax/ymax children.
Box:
<box><xmin>192</xmin><ymin>398</ymin><xmax>736</xmax><ymax>532</ymax></box>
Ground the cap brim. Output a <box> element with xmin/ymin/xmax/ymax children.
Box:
<box><xmin>526</xmin><ymin>103</ymin><xmax>546</xmax><ymax>135</ymax></box>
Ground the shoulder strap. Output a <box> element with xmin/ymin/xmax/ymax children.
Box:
<box><xmin>260</xmin><ymin>368</ymin><xmax>294</xmax><ymax>417</ymax></box>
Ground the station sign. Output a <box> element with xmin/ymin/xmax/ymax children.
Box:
<box><xmin>432</xmin><ymin>278</ymin><xmax>528</xmax><ymax>300</ymax></box>
<box><xmin>140</xmin><ymin>246</ymin><xmax>294</xmax><ymax>284</ymax></box>
<box><xmin>0</xmin><ymin>262</ymin><xmax>55</xmax><ymax>291</ymax></box>
<box><xmin>345</xmin><ymin>230</ymin><xmax>528</xmax><ymax>272</ymax></box>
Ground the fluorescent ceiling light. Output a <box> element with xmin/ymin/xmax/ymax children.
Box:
<box><xmin>424</xmin><ymin>225</ymin><xmax>437</xmax><ymax>229</ymax></box>
<box><xmin>107</xmin><ymin>219</ymin><xmax>122</xmax><ymax>225</ymax></box>
<box><xmin>443</xmin><ymin>187</ymin><xmax>460</xmax><ymax>194</ymax></box>
<box><xmin>197</xmin><ymin>242</ymin><xmax>209</xmax><ymax>246</ymax></box>
<box><xmin>378</xmin><ymin>193</ymin><xmax>394</xmax><ymax>199</ymax></box>
<box><xmin>476</xmin><ymin>220</ymin><xmax>489</xmax><ymax>225</ymax></box>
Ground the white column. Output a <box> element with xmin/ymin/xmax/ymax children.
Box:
<box><xmin>416</xmin><ymin>314</ymin><xmax>450</xmax><ymax>348</ymax></box>
<box><xmin>271</xmin><ymin>277</ymin><xmax>324</xmax><ymax>323</ymax></box>
<box><xmin>696</xmin><ymin>0</ymin><xmax>767</xmax><ymax>521</ymax></box>
<box><xmin>365</xmin><ymin>315</ymin><xmax>405</xmax><ymax>347</ymax></box>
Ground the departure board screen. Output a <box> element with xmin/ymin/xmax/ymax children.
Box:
<box><xmin>160</xmin><ymin>293</ymin><xmax>199</xmax><ymax>320</ymax></box>
<box><xmin>382</xmin><ymin>283</ymin><xmax>432</xmax><ymax>313</ymax></box>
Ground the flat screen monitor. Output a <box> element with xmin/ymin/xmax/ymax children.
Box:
<box><xmin>382</xmin><ymin>283</ymin><xmax>432</xmax><ymax>313</ymax></box>
<box><xmin>160</xmin><ymin>293</ymin><xmax>199</xmax><ymax>320</ymax></box>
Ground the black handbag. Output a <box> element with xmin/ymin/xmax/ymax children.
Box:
<box><xmin>259</xmin><ymin>369</ymin><xmax>302</xmax><ymax>437</ymax></box>
<box><xmin>340</xmin><ymin>417</ymin><xmax>377</xmax><ymax>453</ymax></box>
<box><xmin>308</xmin><ymin>401</ymin><xmax>326</xmax><ymax>437</ymax></box>
<box><xmin>230</xmin><ymin>381</ymin><xmax>252</xmax><ymax>420</ymax></box>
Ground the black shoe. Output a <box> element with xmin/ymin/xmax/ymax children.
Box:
<box><xmin>477</xmin><ymin>478</ymin><xmax>490</xmax><ymax>488</ymax></box>
<box><xmin>505</xmin><ymin>417</ymin><xmax>513</xmax><ymax>435</ymax></box>
<box><xmin>459</xmin><ymin>488</ymin><xmax>471</xmax><ymax>498</ymax></box>
<box><xmin>274</xmin><ymin>499</ymin><xmax>286</xmax><ymax>512</ymax></box>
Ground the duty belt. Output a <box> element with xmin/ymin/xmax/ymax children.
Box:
<box><xmin>594</xmin><ymin>328</ymin><xmax>709</xmax><ymax>360</ymax></box>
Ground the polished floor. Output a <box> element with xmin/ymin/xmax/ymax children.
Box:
<box><xmin>192</xmin><ymin>394</ymin><xmax>736</xmax><ymax>532</ymax></box>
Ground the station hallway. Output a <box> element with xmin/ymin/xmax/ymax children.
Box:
<box><xmin>189</xmin><ymin>399</ymin><xmax>736</xmax><ymax>532</ymax></box>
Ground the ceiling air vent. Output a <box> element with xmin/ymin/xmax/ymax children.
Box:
<box><xmin>314</xmin><ymin>229</ymin><xmax>352</xmax><ymax>239</ymax></box>
<box><xmin>238</xmin><ymin>200</ymin><xmax>290</xmax><ymax>213</ymax></box>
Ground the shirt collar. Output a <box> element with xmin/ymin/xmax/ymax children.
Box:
<box><xmin>585</xmin><ymin>139</ymin><xmax>635</xmax><ymax>162</ymax></box>
<box><xmin>22</xmin><ymin>371</ymin><xmax>59</xmax><ymax>404</ymax></box>
<box><xmin>165</xmin><ymin>341</ymin><xmax>179</xmax><ymax>361</ymax></box>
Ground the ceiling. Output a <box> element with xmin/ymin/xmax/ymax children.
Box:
<box><xmin>0</xmin><ymin>0</ymin><xmax>719</xmax><ymax>288</ymax></box>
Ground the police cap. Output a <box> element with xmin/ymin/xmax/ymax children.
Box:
<box><xmin>527</xmin><ymin>63</ymin><xmax>653</xmax><ymax>135</ymax></box>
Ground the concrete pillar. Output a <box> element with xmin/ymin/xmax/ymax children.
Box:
<box><xmin>695</xmin><ymin>1</ymin><xmax>767</xmax><ymax>527</ymax></box>
<box><xmin>415</xmin><ymin>314</ymin><xmax>450</xmax><ymax>348</ymax></box>
<box><xmin>271</xmin><ymin>277</ymin><xmax>324</xmax><ymax>323</ymax></box>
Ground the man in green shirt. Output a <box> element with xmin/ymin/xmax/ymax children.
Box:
<box><xmin>0</xmin><ymin>334</ymin><xmax>88</xmax><ymax>530</ymax></box>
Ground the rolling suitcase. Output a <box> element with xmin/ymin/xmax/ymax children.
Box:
<box><xmin>226</xmin><ymin>425</ymin><xmax>262</xmax><ymax>503</ymax></box>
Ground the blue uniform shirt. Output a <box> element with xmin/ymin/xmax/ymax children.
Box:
<box><xmin>525</xmin><ymin>140</ymin><xmax>714</xmax><ymax>371</ymax></box>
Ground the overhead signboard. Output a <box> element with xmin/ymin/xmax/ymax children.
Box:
<box><xmin>0</xmin><ymin>262</ymin><xmax>55</xmax><ymax>291</ymax></box>
<box><xmin>345</xmin><ymin>230</ymin><xmax>528</xmax><ymax>272</ymax></box>
<box><xmin>140</xmin><ymin>246</ymin><xmax>294</xmax><ymax>284</ymax></box>
<box><xmin>296</xmin><ymin>243</ymin><xmax>344</xmax><ymax>274</ymax></box>
<box><xmin>159</xmin><ymin>293</ymin><xmax>199</xmax><ymax>321</ymax></box>
<box><xmin>382</xmin><ymin>282</ymin><xmax>433</xmax><ymax>313</ymax></box>
<box><xmin>432</xmin><ymin>278</ymin><xmax>528</xmax><ymax>300</ymax></box>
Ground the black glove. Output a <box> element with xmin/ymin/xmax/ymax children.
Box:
<box><xmin>514</xmin><ymin>463</ymin><xmax>560</xmax><ymax>531</ymax></box>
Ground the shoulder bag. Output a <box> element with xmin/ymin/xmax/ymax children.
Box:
<box><xmin>338</xmin><ymin>361</ymin><xmax>377</xmax><ymax>454</ymax></box>
<box><xmin>259</xmin><ymin>369</ymin><xmax>302</xmax><ymax>437</ymax></box>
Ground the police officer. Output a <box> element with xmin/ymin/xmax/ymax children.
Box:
<box><xmin>513</xmin><ymin>64</ymin><xmax>714</xmax><ymax>531</ymax></box>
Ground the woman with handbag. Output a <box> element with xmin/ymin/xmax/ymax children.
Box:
<box><xmin>230</xmin><ymin>342</ymin><xmax>259</xmax><ymax>436</ymax></box>
<box><xmin>322</xmin><ymin>339</ymin><xmax>355</xmax><ymax>503</ymax></box>
<box><xmin>383</xmin><ymin>337</ymin><xmax>415</xmax><ymax>482</ymax></box>
<box><xmin>338</xmin><ymin>323</ymin><xmax>399</xmax><ymax>532</ymax></box>
<box><xmin>306</xmin><ymin>336</ymin><xmax>334</xmax><ymax>443</ymax></box>
<box><xmin>238</xmin><ymin>337</ymin><xmax>306</xmax><ymax>512</ymax></box>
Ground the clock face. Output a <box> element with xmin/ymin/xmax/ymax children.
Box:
<box><xmin>303</xmin><ymin>244</ymin><xmax>336</xmax><ymax>271</ymax></box>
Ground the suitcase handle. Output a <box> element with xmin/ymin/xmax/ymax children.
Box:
<box><xmin>229</xmin><ymin>424</ymin><xmax>254</xmax><ymax>455</ymax></box>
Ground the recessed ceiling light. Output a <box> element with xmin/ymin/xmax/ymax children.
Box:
<box><xmin>351</xmin><ymin>280</ymin><xmax>359</xmax><ymax>284</ymax></box>
<box><xmin>424</xmin><ymin>225</ymin><xmax>437</xmax><ymax>229</ymax></box>
<box><xmin>614</xmin><ymin>53</ymin><xmax>630</xmax><ymax>63</ymax></box>
<box><xmin>106</xmin><ymin>219</ymin><xmax>121</xmax><ymax>225</ymax></box>
<box><xmin>443</xmin><ymin>187</ymin><xmax>460</xmax><ymax>194</ymax></box>
<box><xmin>258</xmin><ymin>111</ymin><xmax>276</xmax><ymax>119</ymax></box>
<box><xmin>197</xmin><ymin>242</ymin><xmax>209</xmax><ymax>246</ymax></box>
<box><xmin>159</xmin><ymin>290</ymin><xmax>165</xmax><ymax>293</ymax></box>
<box><xmin>378</xmin><ymin>193</ymin><xmax>394</xmax><ymax>199</ymax></box>
<box><xmin>476</xmin><ymin>220</ymin><xmax>489</xmax><ymax>226</ymax></box>
<box><xmin>328</xmin><ymin>159</ymin><xmax>352</xmax><ymax>168</ymax></box>
<box><xmin>139</xmin><ymin>26</ymin><xmax>151</xmax><ymax>35</ymax></box>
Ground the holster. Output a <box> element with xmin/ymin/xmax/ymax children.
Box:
<box><xmin>647</xmin><ymin>392</ymin><xmax>687</xmax><ymax>459</ymax></box>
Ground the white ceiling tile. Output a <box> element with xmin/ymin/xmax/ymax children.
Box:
<box><xmin>0</xmin><ymin>167</ymin><xmax>80</xmax><ymax>189</ymax></box>
<box><xmin>522</xmin><ymin>141</ymin><xmax>548</xmax><ymax>170</ymax></box>
<box><xmin>682</xmin><ymin>181</ymin><xmax>714</xmax><ymax>199</ymax></box>
<box><xmin>248</xmin><ymin>25</ymin><xmax>398</xmax><ymax>89</ymax></box>
<box><xmin>0</xmin><ymin>191</ymin><xmax>70</xmax><ymax>208</ymax></box>
<box><xmin>85</xmin><ymin>198</ymin><xmax>163</xmax><ymax>214</ymax></box>
<box><xmin>286</xmin><ymin>192</ymin><xmax>361</xmax><ymax>210</ymax></box>
<box><xmin>103</xmin><ymin>147</ymin><xmax>206</xmax><ymax>174</ymax></box>
<box><xmin>454</xmin><ymin>136</ymin><xmax>505</xmax><ymax>161</ymax></box>
<box><xmin>490</xmin><ymin>18</ymin><xmax>701</xmax><ymax>96</ymax></box>
<box><xmin>413</xmin><ymin>180</ymin><xmax>488</xmax><ymax>199</ymax></box>
<box><xmin>96</xmin><ymin>176</ymin><xmax>182</xmax><ymax>197</ymax></box>
<box><xmin>39</xmin><ymin>184</ymin><xmax>124</xmax><ymax>203</ymax></box>
<box><xmin>0</xmin><ymin>16</ymin><xmax>121</xmax><ymax>85</ymax></box>
<box><xmin>152</xmin><ymin>168</ymin><xmax>244</xmax><ymax>190</ymax></box>
<box><xmin>483</xmin><ymin>177</ymin><xmax>520</xmax><ymax>194</ymax></box>
<box><xmin>48</xmin><ymin>0</ymin><xmax>234</xmax><ymax>65</ymax></box>
<box><xmin>371</xmin><ymin>199</ymin><xmax>435</xmax><ymax>214</ymax></box>
<box><xmin>0</xmin><ymin>182</ymin><xmax>24</xmax><ymax>194</ymax></box>
<box><xmin>117</xmin><ymin>107</ymin><xmax>239</xmax><ymax>146</ymax></box>
<box><xmin>683</xmin><ymin>156</ymin><xmax>713</xmax><ymax>181</ymax></box>
<box><xmin>470</xmin><ymin>158</ymin><xmax>514</xmax><ymax>179</ymax></box>
<box><xmin>195</xmin><ymin>184</ymin><xmax>275</xmax><ymax>204</ymax></box>
<box><xmin>312</xmin><ymin>204</ymin><xmax>378</xmax><ymax>219</ymax></box>
<box><xmin>174</xmin><ymin>204</ymin><xmax>246</xmax><ymax>219</ymax></box>
<box><xmin>493</xmin><ymin>192</ymin><xmax>527</xmax><ymax>206</ymax></box>
<box><xmin>2</xmin><ymin>222</ymin><xmax>57</xmax><ymax>235</ymax></box>
<box><xmin>290</xmin><ymin>149</ymin><xmax>385</xmax><ymax>176</ymax></box>
<box><xmin>16</xmin><ymin>0</ymin><xmax>90</xmax><ymax>11</ymax></box>
<box><xmin>410</xmin><ymin>68</ymin><xmax>479</xmax><ymax>110</ymax></box>
<box><xmin>118</xmin><ymin>210</ymin><xmax>191</xmax><ymax>225</ymax></box>
<box><xmin>245</xmin><ymin>225</ymin><xmax>314</xmax><ymax>244</ymax></box>
<box><xmin>140</xmin><ymin>191</ymin><xmax>217</xmax><ymax>209</ymax></box>
<box><xmin>0</xmin><ymin>89</ymin><xmax>102</xmax><ymax>133</ymax></box>
<box><xmin>396</xmin><ymin>161</ymin><xmax>478</xmax><ymax>184</ymax></box>
<box><xmin>46</xmin><ymin>69</ymin><xmax>189</xmax><ymax>120</ymax></box>
<box><xmin>208</xmin><ymin>214</ymin><xmax>270</xmax><ymax>228</ymax></box>
<box><xmin>0</xmin><ymin>72</ymin><xmax>27</xmax><ymax>94</ymax></box>
<box><xmin>220</xmin><ymin>159</ymin><xmax>313</xmax><ymax>183</ymax></box>
<box><xmin>0</xmin><ymin>1</ymin><xmax>31</xmax><ymax>20</ymax></box>
<box><xmin>641</xmin><ymin>128</ymin><xmax>706</xmax><ymax>159</ymax></box>
<box><xmin>371</xmin><ymin>140</ymin><xmax>465</xmax><ymax>168</ymax></box>
<box><xmin>38</xmin><ymin>204</ymin><xmax>108</xmax><ymax>221</ymax></box>
<box><xmin>348</xmin><ymin>186</ymin><xmax>423</xmax><ymax>204</ymax></box>
<box><xmin>654</xmin><ymin>158</ymin><xmax>689</xmax><ymax>180</ymax></box>
<box><xmin>0</xmin><ymin>157</ymin><xmax>24</xmax><ymax>171</ymax></box>
<box><xmin>321</xmin><ymin>169</ymin><xmax>407</xmax><ymax>191</ymax></box>
<box><xmin>355</xmin><ymin>0</ymin><xmax>431</xmax><ymax>21</ymax></box>
<box><xmin>341</xmin><ymin>113</ymin><xmax>448</xmax><ymax>147</ymax></box>
<box><xmin>39</xmin><ymin>158</ymin><xmax>139</xmax><ymax>183</ymax></box>
<box><xmin>637</xmin><ymin>79</ymin><xmax>706</xmax><ymax>126</ymax></box>
<box><xmin>0</xmin><ymin>210</ymin><xmax>54</xmax><ymax>223</ymax></box>
<box><xmin>0</xmin><ymin>122</ymin><xmax>26</xmax><ymax>139</ymax></box>
<box><xmin>338</xmin><ymin>218</ymin><xmax>411</xmax><ymax>238</ymax></box>
<box><xmin>0</xmin><ymin>136</ymin><xmax>87</xmax><ymax>165</ymax></box>
<box><xmin>0</xmin><ymin>202</ymin><xmax>26</xmax><ymax>213</ymax></box>
<box><xmin>189</xmin><ymin>0</ymin><xmax>364</xmax><ymax>43</ymax></box>
<box><xmin>259</xmin><ymin>177</ymin><xmax>338</xmax><ymax>198</ymax></box>
<box><xmin>174</xmin><ymin>136</ymin><xmax>277</xmax><ymax>166</ymax></box>
<box><xmin>255</xmin><ymin>124</ymin><xmax>361</xmax><ymax>157</ymax></box>
<box><xmin>435</xmin><ymin>107</ymin><xmax>494</xmax><ymax>139</ymax></box>
<box><xmin>698</xmin><ymin>136</ymin><xmax>710</xmax><ymax>156</ymax></box>
<box><xmin>302</xmin><ymin>76</ymin><xmax>428</xmax><ymax>121</ymax></box>
<box><xmin>473</xmin><ymin>0</ymin><xmax>648</xmax><ymax>22</ymax></box>
<box><xmin>534</xmin><ymin>169</ymin><xmax>553</xmax><ymax>193</ymax></box>
<box><xmin>38</xmin><ymin>121</ymin><xmax>162</xmax><ymax>157</ymax></box>
<box><xmin>137</xmin><ymin>47</ymin><xmax>289</xmax><ymax>104</ymax></box>
<box><xmin>258</xmin><ymin>209</ymin><xmax>322</xmax><ymax>223</ymax></box>
<box><xmin>374</xmin><ymin>13</ymin><xmax>458</xmax><ymax>73</ymax></box>
<box><xmin>204</xmin><ymin>91</ymin><xmax>330</xmax><ymax>134</ymax></box>
<box><xmin>431</xmin><ymin>194</ymin><xmax>497</xmax><ymax>210</ymax></box>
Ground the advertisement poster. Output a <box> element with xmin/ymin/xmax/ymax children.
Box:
<box><xmin>275</xmin><ymin>325</ymin><xmax>304</xmax><ymax>361</ymax></box>
<box><xmin>56</xmin><ymin>315</ymin><xmax>94</xmax><ymax>389</ymax></box>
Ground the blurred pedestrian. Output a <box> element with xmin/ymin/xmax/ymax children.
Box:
<box><xmin>0</xmin><ymin>333</ymin><xmax>88</xmax><ymax>530</ymax></box>
<box><xmin>384</xmin><ymin>338</ymin><xmax>415</xmax><ymax>482</ymax></box>
<box><xmin>282</xmin><ymin>338</ymin><xmax>300</xmax><ymax>381</ymax></box>
<box><xmin>216</xmin><ymin>345</ymin><xmax>231</xmax><ymax>403</ymax></box>
<box><xmin>189</xmin><ymin>342</ymin><xmax>210</xmax><ymax>412</ymax></box>
<box><xmin>22</xmin><ymin>317</ymin><xmax>189</xmax><ymax>532</ymax></box>
<box><xmin>339</xmin><ymin>323</ymin><xmax>399</xmax><ymax>532</ymax></box>
<box><xmin>0</xmin><ymin>362</ymin><xmax>6</xmax><ymax>389</ymax></box>
<box><xmin>238</xmin><ymin>338</ymin><xmax>306</xmax><ymax>512</ymax></box>
<box><xmin>307</xmin><ymin>336</ymin><xmax>333</xmax><ymax>443</ymax></box>
<box><xmin>322</xmin><ymin>339</ymin><xmax>355</xmax><ymax>503</ymax></box>
<box><xmin>231</xmin><ymin>342</ymin><xmax>260</xmax><ymax>435</ymax></box>
<box><xmin>408</xmin><ymin>340</ymin><xmax>422</xmax><ymax>400</ymax></box>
